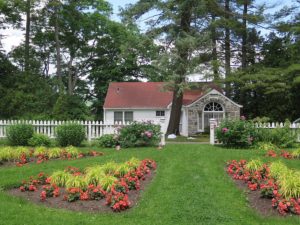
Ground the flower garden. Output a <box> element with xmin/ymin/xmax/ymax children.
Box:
<box><xmin>14</xmin><ymin>158</ymin><xmax>156</xmax><ymax>212</ymax></box>
<box><xmin>0</xmin><ymin>146</ymin><xmax>103</xmax><ymax>167</ymax></box>
<box><xmin>2</xmin><ymin>144</ymin><xmax>300</xmax><ymax>225</ymax></box>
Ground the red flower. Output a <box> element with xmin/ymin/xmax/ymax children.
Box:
<box><xmin>19</xmin><ymin>186</ymin><xmax>25</xmax><ymax>192</ymax></box>
<box><xmin>40</xmin><ymin>191</ymin><xmax>46</xmax><ymax>201</ymax></box>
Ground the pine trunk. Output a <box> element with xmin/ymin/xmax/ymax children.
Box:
<box><xmin>166</xmin><ymin>4</ymin><xmax>192</xmax><ymax>135</ymax></box>
<box><xmin>211</xmin><ymin>15</ymin><xmax>219</xmax><ymax>81</ymax></box>
<box><xmin>54</xmin><ymin>4</ymin><xmax>63</xmax><ymax>93</ymax></box>
<box><xmin>24</xmin><ymin>0</ymin><xmax>31</xmax><ymax>74</ymax></box>
<box><xmin>241</xmin><ymin>0</ymin><xmax>248</xmax><ymax>69</ymax></box>
<box><xmin>224</xmin><ymin>0</ymin><xmax>231</xmax><ymax>98</ymax></box>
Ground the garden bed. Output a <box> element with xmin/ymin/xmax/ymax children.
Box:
<box><xmin>8</xmin><ymin>158</ymin><xmax>157</xmax><ymax>213</ymax></box>
<box><xmin>233</xmin><ymin>178</ymin><xmax>278</xmax><ymax>216</ymax></box>
<box><xmin>8</xmin><ymin>172</ymin><xmax>154</xmax><ymax>213</ymax></box>
<box><xmin>0</xmin><ymin>146</ymin><xmax>103</xmax><ymax>167</ymax></box>
<box><xmin>226</xmin><ymin>159</ymin><xmax>300</xmax><ymax>217</ymax></box>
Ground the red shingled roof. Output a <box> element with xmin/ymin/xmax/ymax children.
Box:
<box><xmin>103</xmin><ymin>82</ymin><xmax>222</xmax><ymax>109</ymax></box>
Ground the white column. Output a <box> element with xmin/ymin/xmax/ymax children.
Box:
<box><xmin>209</xmin><ymin>118</ymin><xmax>217</xmax><ymax>145</ymax></box>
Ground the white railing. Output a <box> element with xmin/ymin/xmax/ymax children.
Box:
<box><xmin>209</xmin><ymin>120</ymin><xmax>300</xmax><ymax>145</ymax></box>
<box><xmin>0</xmin><ymin>120</ymin><xmax>166</xmax><ymax>143</ymax></box>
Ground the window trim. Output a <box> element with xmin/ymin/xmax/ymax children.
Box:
<box><xmin>114</xmin><ymin>111</ymin><xmax>133</xmax><ymax>123</ymax></box>
<box><xmin>156</xmin><ymin>110</ymin><xmax>165</xmax><ymax>117</ymax></box>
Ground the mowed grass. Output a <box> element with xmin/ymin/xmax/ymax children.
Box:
<box><xmin>0</xmin><ymin>144</ymin><xmax>300</xmax><ymax>225</ymax></box>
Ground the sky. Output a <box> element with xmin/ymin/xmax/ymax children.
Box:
<box><xmin>0</xmin><ymin>0</ymin><xmax>296</xmax><ymax>53</ymax></box>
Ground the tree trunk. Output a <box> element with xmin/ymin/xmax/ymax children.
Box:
<box><xmin>67</xmin><ymin>56</ymin><xmax>75</xmax><ymax>95</ymax></box>
<box><xmin>211</xmin><ymin>14</ymin><xmax>219</xmax><ymax>81</ymax></box>
<box><xmin>24</xmin><ymin>0</ymin><xmax>31</xmax><ymax>74</ymax></box>
<box><xmin>224</xmin><ymin>0</ymin><xmax>231</xmax><ymax>97</ymax></box>
<box><xmin>54</xmin><ymin>3</ymin><xmax>63</xmax><ymax>93</ymax></box>
<box><xmin>241</xmin><ymin>0</ymin><xmax>248</xmax><ymax>69</ymax></box>
<box><xmin>166</xmin><ymin>3</ymin><xmax>192</xmax><ymax>135</ymax></box>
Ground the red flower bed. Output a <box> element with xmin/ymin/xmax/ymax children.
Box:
<box><xmin>13</xmin><ymin>150</ymin><xmax>103</xmax><ymax>167</ymax></box>
<box><xmin>16</xmin><ymin>159</ymin><xmax>156</xmax><ymax>212</ymax></box>
<box><xmin>227</xmin><ymin>160</ymin><xmax>300</xmax><ymax>216</ymax></box>
<box><xmin>265</xmin><ymin>150</ymin><xmax>293</xmax><ymax>159</ymax></box>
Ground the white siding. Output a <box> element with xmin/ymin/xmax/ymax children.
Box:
<box><xmin>104</xmin><ymin>108</ymin><xmax>190</xmax><ymax>136</ymax></box>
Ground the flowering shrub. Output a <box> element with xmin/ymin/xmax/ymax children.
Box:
<box><xmin>216</xmin><ymin>118</ymin><xmax>256</xmax><ymax>148</ymax></box>
<box><xmin>18</xmin><ymin>158</ymin><xmax>157</xmax><ymax>212</ymax></box>
<box><xmin>118</xmin><ymin>121</ymin><xmax>161</xmax><ymax>148</ymax></box>
<box><xmin>226</xmin><ymin>159</ymin><xmax>300</xmax><ymax>216</ymax></box>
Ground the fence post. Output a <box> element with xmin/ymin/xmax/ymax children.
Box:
<box><xmin>209</xmin><ymin>118</ymin><xmax>217</xmax><ymax>145</ymax></box>
<box><xmin>88</xmin><ymin>121</ymin><xmax>92</xmax><ymax>141</ymax></box>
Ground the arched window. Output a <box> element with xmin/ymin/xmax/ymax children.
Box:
<box><xmin>204</xmin><ymin>102</ymin><xmax>223</xmax><ymax>112</ymax></box>
<box><xmin>198</xmin><ymin>102</ymin><xmax>225</xmax><ymax>131</ymax></box>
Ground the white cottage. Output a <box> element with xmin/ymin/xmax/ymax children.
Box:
<box><xmin>103</xmin><ymin>82</ymin><xmax>242</xmax><ymax>136</ymax></box>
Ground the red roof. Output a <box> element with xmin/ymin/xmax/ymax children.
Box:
<box><xmin>103</xmin><ymin>82</ymin><xmax>222</xmax><ymax>109</ymax></box>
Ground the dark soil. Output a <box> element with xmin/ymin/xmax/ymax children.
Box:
<box><xmin>8</xmin><ymin>172</ymin><xmax>155</xmax><ymax>213</ymax></box>
<box><xmin>233</xmin><ymin>179</ymin><xmax>279</xmax><ymax>217</ymax></box>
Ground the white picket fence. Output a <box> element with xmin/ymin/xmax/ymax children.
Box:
<box><xmin>209</xmin><ymin>119</ymin><xmax>300</xmax><ymax>145</ymax></box>
<box><xmin>0</xmin><ymin>120</ymin><xmax>166</xmax><ymax>142</ymax></box>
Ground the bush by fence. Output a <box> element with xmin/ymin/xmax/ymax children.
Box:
<box><xmin>7</xmin><ymin>124</ymin><xmax>34</xmax><ymax>146</ymax></box>
<box><xmin>56</xmin><ymin>123</ymin><xmax>86</xmax><ymax>147</ymax></box>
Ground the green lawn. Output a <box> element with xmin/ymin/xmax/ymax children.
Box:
<box><xmin>1</xmin><ymin>144</ymin><xmax>300</xmax><ymax>225</ymax></box>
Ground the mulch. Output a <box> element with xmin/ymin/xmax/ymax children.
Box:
<box><xmin>233</xmin><ymin>179</ymin><xmax>280</xmax><ymax>217</ymax></box>
<box><xmin>7</xmin><ymin>172</ymin><xmax>155</xmax><ymax>213</ymax></box>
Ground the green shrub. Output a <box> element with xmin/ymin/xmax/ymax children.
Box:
<box><xmin>6</xmin><ymin>124</ymin><xmax>34</xmax><ymax>146</ymax></box>
<box><xmin>98</xmin><ymin>134</ymin><xmax>117</xmax><ymax>148</ymax></box>
<box><xmin>255</xmin><ymin>122</ymin><xmax>296</xmax><ymax>148</ymax></box>
<box><xmin>118</xmin><ymin>121</ymin><xmax>161</xmax><ymax>148</ymax></box>
<box><xmin>28</xmin><ymin>133</ymin><xmax>51</xmax><ymax>147</ymax></box>
<box><xmin>216</xmin><ymin>118</ymin><xmax>256</xmax><ymax>148</ymax></box>
<box><xmin>56</xmin><ymin>123</ymin><xmax>85</xmax><ymax>147</ymax></box>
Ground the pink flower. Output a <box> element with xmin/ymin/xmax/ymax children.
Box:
<box><xmin>222</xmin><ymin>128</ymin><xmax>228</xmax><ymax>133</ymax></box>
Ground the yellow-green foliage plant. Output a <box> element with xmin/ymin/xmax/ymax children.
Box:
<box><xmin>127</xmin><ymin>157</ymin><xmax>141</xmax><ymax>170</ymax></box>
<box><xmin>245</xmin><ymin>159</ymin><xmax>263</xmax><ymax>172</ymax></box>
<box><xmin>269</xmin><ymin>161</ymin><xmax>289</xmax><ymax>180</ymax></box>
<box><xmin>99</xmin><ymin>175</ymin><xmax>117</xmax><ymax>191</ymax></box>
<box><xmin>101</xmin><ymin>162</ymin><xmax>118</xmax><ymax>175</ymax></box>
<box><xmin>50</xmin><ymin>171</ymin><xmax>72</xmax><ymax>187</ymax></box>
<box><xmin>48</xmin><ymin>147</ymin><xmax>63</xmax><ymax>159</ymax></box>
<box><xmin>85</xmin><ymin>166</ymin><xmax>105</xmax><ymax>186</ymax></box>
<box><xmin>116</xmin><ymin>163</ymin><xmax>131</xmax><ymax>177</ymax></box>
<box><xmin>65</xmin><ymin>175</ymin><xmax>87</xmax><ymax>189</ymax></box>
<box><xmin>291</xmin><ymin>148</ymin><xmax>300</xmax><ymax>159</ymax></box>
<box><xmin>65</xmin><ymin>146</ymin><xmax>79</xmax><ymax>158</ymax></box>
<box><xmin>278</xmin><ymin>171</ymin><xmax>300</xmax><ymax>199</ymax></box>
<box><xmin>0</xmin><ymin>147</ymin><xmax>14</xmax><ymax>161</ymax></box>
<box><xmin>256</xmin><ymin>142</ymin><xmax>278</xmax><ymax>151</ymax></box>
<box><xmin>33</xmin><ymin>146</ymin><xmax>48</xmax><ymax>157</ymax></box>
